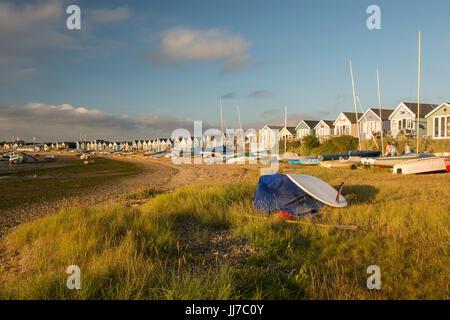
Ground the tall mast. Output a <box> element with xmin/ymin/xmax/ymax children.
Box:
<box><xmin>416</xmin><ymin>30</ymin><xmax>421</xmax><ymax>155</ymax></box>
<box><xmin>377</xmin><ymin>68</ymin><xmax>384</xmax><ymax>157</ymax></box>
<box><xmin>284</xmin><ymin>105</ymin><xmax>287</xmax><ymax>153</ymax></box>
<box><xmin>237</xmin><ymin>104</ymin><xmax>243</xmax><ymax>143</ymax></box>
<box><xmin>220</xmin><ymin>96</ymin><xmax>224</xmax><ymax>145</ymax></box>
<box><xmin>350</xmin><ymin>60</ymin><xmax>362</xmax><ymax>151</ymax></box>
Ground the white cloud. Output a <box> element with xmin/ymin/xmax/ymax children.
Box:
<box><xmin>0</xmin><ymin>102</ymin><xmax>136</xmax><ymax>130</ymax></box>
<box><xmin>149</xmin><ymin>27</ymin><xmax>253</xmax><ymax>72</ymax></box>
<box><xmin>0</xmin><ymin>102</ymin><xmax>212</xmax><ymax>140</ymax></box>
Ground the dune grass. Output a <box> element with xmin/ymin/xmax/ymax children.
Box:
<box><xmin>0</xmin><ymin>166</ymin><xmax>448</xmax><ymax>299</ymax></box>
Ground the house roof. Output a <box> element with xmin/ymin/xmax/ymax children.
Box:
<box><xmin>265</xmin><ymin>125</ymin><xmax>284</xmax><ymax>130</ymax></box>
<box><xmin>360</xmin><ymin>108</ymin><xmax>394</xmax><ymax>121</ymax></box>
<box><xmin>314</xmin><ymin>120</ymin><xmax>334</xmax><ymax>129</ymax></box>
<box><xmin>401</xmin><ymin>102</ymin><xmax>438</xmax><ymax>118</ymax></box>
<box><xmin>425</xmin><ymin>102</ymin><xmax>450</xmax><ymax>118</ymax></box>
<box><xmin>342</xmin><ymin>112</ymin><xmax>359</xmax><ymax>124</ymax></box>
<box><xmin>296</xmin><ymin>120</ymin><xmax>320</xmax><ymax>130</ymax></box>
<box><xmin>281</xmin><ymin>126</ymin><xmax>296</xmax><ymax>135</ymax></box>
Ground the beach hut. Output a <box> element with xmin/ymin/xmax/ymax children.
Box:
<box><xmin>295</xmin><ymin>120</ymin><xmax>319</xmax><ymax>139</ymax></box>
<box><xmin>193</xmin><ymin>137</ymin><xmax>200</xmax><ymax>149</ymax></box>
<box><xmin>165</xmin><ymin>139</ymin><xmax>173</xmax><ymax>150</ymax></box>
<box><xmin>186</xmin><ymin>137</ymin><xmax>193</xmax><ymax>150</ymax></box>
<box><xmin>358</xmin><ymin>108</ymin><xmax>393</xmax><ymax>140</ymax></box>
<box><xmin>245</xmin><ymin>129</ymin><xmax>258</xmax><ymax>146</ymax></box>
<box><xmin>333</xmin><ymin>112</ymin><xmax>359</xmax><ymax>137</ymax></box>
<box><xmin>425</xmin><ymin>102</ymin><xmax>450</xmax><ymax>139</ymax></box>
<box><xmin>279</xmin><ymin>126</ymin><xmax>296</xmax><ymax>141</ymax></box>
<box><xmin>388</xmin><ymin>102</ymin><xmax>437</xmax><ymax>138</ymax></box>
<box><xmin>179</xmin><ymin>138</ymin><xmax>187</xmax><ymax>150</ymax></box>
<box><xmin>173</xmin><ymin>138</ymin><xmax>180</xmax><ymax>150</ymax></box>
<box><xmin>259</xmin><ymin>125</ymin><xmax>282</xmax><ymax>150</ymax></box>
<box><xmin>313</xmin><ymin>120</ymin><xmax>334</xmax><ymax>142</ymax></box>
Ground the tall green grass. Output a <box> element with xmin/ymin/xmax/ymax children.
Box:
<box><xmin>1</xmin><ymin>167</ymin><xmax>449</xmax><ymax>299</ymax></box>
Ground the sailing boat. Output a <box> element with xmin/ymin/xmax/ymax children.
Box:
<box><xmin>363</xmin><ymin>30</ymin><xmax>444</xmax><ymax>173</ymax></box>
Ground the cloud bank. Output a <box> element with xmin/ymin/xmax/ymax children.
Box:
<box><xmin>0</xmin><ymin>102</ymin><xmax>212</xmax><ymax>140</ymax></box>
<box><xmin>0</xmin><ymin>0</ymin><xmax>131</xmax><ymax>81</ymax></box>
<box><xmin>148</xmin><ymin>27</ymin><xmax>253</xmax><ymax>73</ymax></box>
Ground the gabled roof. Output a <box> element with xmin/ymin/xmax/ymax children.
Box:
<box><xmin>389</xmin><ymin>102</ymin><xmax>438</xmax><ymax>119</ymax></box>
<box><xmin>295</xmin><ymin>120</ymin><xmax>319</xmax><ymax>130</ymax></box>
<box><xmin>359</xmin><ymin>108</ymin><xmax>394</xmax><ymax>121</ymax></box>
<box><xmin>265</xmin><ymin>125</ymin><xmax>284</xmax><ymax>130</ymax></box>
<box><xmin>343</xmin><ymin>112</ymin><xmax>358</xmax><ymax>124</ymax></box>
<box><xmin>314</xmin><ymin>120</ymin><xmax>334</xmax><ymax>129</ymax></box>
<box><xmin>425</xmin><ymin>102</ymin><xmax>450</xmax><ymax>118</ymax></box>
<box><xmin>280</xmin><ymin>126</ymin><xmax>296</xmax><ymax>135</ymax></box>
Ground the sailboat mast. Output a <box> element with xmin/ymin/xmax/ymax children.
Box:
<box><xmin>237</xmin><ymin>104</ymin><xmax>243</xmax><ymax>142</ymax></box>
<box><xmin>284</xmin><ymin>105</ymin><xmax>287</xmax><ymax>153</ymax></box>
<box><xmin>416</xmin><ymin>30</ymin><xmax>421</xmax><ymax>155</ymax></box>
<box><xmin>377</xmin><ymin>68</ymin><xmax>384</xmax><ymax>157</ymax></box>
<box><xmin>350</xmin><ymin>60</ymin><xmax>362</xmax><ymax>151</ymax></box>
<box><xmin>220</xmin><ymin>96</ymin><xmax>224</xmax><ymax>145</ymax></box>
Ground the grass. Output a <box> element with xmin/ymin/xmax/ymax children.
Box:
<box><xmin>120</xmin><ymin>186</ymin><xmax>164</xmax><ymax>201</ymax></box>
<box><xmin>0</xmin><ymin>158</ymin><xmax>141</xmax><ymax>211</ymax></box>
<box><xmin>286</xmin><ymin>135</ymin><xmax>449</xmax><ymax>155</ymax></box>
<box><xmin>0</xmin><ymin>165</ymin><xmax>448</xmax><ymax>299</ymax></box>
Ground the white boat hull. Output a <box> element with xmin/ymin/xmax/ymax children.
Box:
<box><xmin>393</xmin><ymin>157</ymin><xmax>450</xmax><ymax>175</ymax></box>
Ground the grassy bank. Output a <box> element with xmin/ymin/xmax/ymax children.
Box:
<box><xmin>0</xmin><ymin>166</ymin><xmax>448</xmax><ymax>299</ymax></box>
<box><xmin>286</xmin><ymin>135</ymin><xmax>449</xmax><ymax>155</ymax></box>
<box><xmin>0</xmin><ymin>158</ymin><xmax>141</xmax><ymax>211</ymax></box>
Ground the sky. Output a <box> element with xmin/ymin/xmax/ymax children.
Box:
<box><xmin>0</xmin><ymin>0</ymin><xmax>449</xmax><ymax>142</ymax></box>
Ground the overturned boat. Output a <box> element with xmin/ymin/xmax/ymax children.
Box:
<box><xmin>253</xmin><ymin>173</ymin><xmax>346</xmax><ymax>218</ymax></box>
<box><xmin>393</xmin><ymin>157</ymin><xmax>450</xmax><ymax>175</ymax></box>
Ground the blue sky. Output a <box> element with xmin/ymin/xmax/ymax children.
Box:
<box><xmin>0</xmin><ymin>0</ymin><xmax>449</xmax><ymax>141</ymax></box>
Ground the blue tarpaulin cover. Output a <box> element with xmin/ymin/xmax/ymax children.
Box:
<box><xmin>253</xmin><ymin>173</ymin><xmax>324</xmax><ymax>217</ymax></box>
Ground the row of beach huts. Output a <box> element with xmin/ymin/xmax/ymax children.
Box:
<box><xmin>271</xmin><ymin>101</ymin><xmax>449</xmax><ymax>145</ymax></box>
<box><xmin>2</xmin><ymin>101</ymin><xmax>448</xmax><ymax>153</ymax></box>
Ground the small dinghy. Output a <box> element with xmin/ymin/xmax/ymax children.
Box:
<box><xmin>253</xmin><ymin>173</ymin><xmax>346</xmax><ymax>219</ymax></box>
<box><xmin>289</xmin><ymin>158</ymin><xmax>320</xmax><ymax>165</ymax></box>
<box><xmin>393</xmin><ymin>157</ymin><xmax>450</xmax><ymax>175</ymax></box>
<box><xmin>319</xmin><ymin>156</ymin><xmax>361</xmax><ymax>169</ymax></box>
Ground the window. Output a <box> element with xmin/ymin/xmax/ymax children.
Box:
<box><xmin>435</xmin><ymin>118</ymin><xmax>439</xmax><ymax>137</ymax></box>
<box><xmin>441</xmin><ymin>117</ymin><xmax>445</xmax><ymax>137</ymax></box>
<box><xmin>434</xmin><ymin>116</ymin><xmax>450</xmax><ymax>138</ymax></box>
<box><xmin>447</xmin><ymin>117</ymin><xmax>450</xmax><ymax>137</ymax></box>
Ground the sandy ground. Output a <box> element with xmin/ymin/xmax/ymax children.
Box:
<box><xmin>0</xmin><ymin>156</ymin><xmax>262</xmax><ymax>240</ymax></box>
